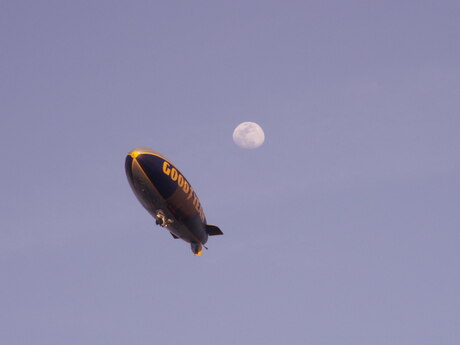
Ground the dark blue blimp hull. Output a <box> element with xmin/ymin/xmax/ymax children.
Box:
<box><xmin>125</xmin><ymin>148</ymin><xmax>222</xmax><ymax>255</ymax></box>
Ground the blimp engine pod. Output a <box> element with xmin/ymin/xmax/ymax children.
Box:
<box><xmin>125</xmin><ymin>147</ymin><xmax>223</xmax><ymax>255</ymax></box>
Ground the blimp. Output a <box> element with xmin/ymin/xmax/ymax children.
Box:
<box><xmin>125</xmin><ymin>148</ymin><xmax>223</xmax><ymax>255</ymax></box>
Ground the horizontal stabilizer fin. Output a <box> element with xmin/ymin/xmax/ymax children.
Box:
<box><xmin>205</xmin><ymin>225</ymin><xmax>223</xmax><ymax>236</ymax></box>
<box><xmin>170</xmin><ymin>232</ymin><xmax>179</xmax><ymax>239</ymax></box>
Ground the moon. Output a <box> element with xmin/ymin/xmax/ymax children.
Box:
<box><xmin>233</xmin><ymin>122</ymin><xmax>265</xmax><ymax>149</ymax></box>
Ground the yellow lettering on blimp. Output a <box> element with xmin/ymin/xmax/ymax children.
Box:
<box><xmin>170</xmin><ymin>168</ymin><xmax>178</xmax><ymax>181</ymax></box>
<box><xmin>178</xmin><ymin>175</ymin><xmax>184</xmax><ymax>188</ymax></box>
<box><xmin>161</xmin><ymin>160</ymin><xmax>205</xmax><ymax>222</ymax></box>
<box><xmin>162</xmin><ymin>161</ymin><xmax>171</xmax><ymax>175</ymax></box>
<box><xmin>183</xmin><ymin>180</ymin><xmax>190</xmax><ymax>194</ymax></box>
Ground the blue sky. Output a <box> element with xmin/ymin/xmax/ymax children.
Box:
<box><xmin>1</xmin><ymin>1</ymin><xmax>459</xmax><ymax>344</ymax></box>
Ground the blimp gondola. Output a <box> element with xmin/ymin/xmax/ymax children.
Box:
<box><xmin>125</xmin><ymin>148</ymin><xmax>223</xmax><ymax>255</ymax></box>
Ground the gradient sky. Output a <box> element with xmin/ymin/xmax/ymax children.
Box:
<box><xmin>1</xmin><ymin>1</ymin><xmax>459</xmax><ymax>344</ymax></box>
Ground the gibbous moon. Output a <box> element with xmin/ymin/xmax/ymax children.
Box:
<box><xmin>233</xmin><ymin>122</ymin><xmax>265</xmax><ymax>149</ymax></box>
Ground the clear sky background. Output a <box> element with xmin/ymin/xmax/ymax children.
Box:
<box><xmin>1</xmin><ymin>1</ymin><xmax>459</xmax><ymax>344</ymax></box>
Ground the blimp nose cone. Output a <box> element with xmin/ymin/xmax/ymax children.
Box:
<box><xmin>128</xmin><ymin>147</ymin><xmax>163</xmax><ymax>158</ymax></box>
<box><xmin>129</xmin><ymin>151</ymin><xmax>140</xmax><ymax>159</ymax></box>
<box><xmin>125</xmin><ymin>148</ymin><xmax>177</xmax><ymax>200</ymax></box>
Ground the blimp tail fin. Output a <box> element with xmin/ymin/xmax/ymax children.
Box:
<box><xmin>205</xmin><ymin>225</ymin><xmax>223</xmax><ymax>236</ymax></box>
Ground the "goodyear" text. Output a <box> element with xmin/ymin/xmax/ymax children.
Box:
<box><xmin>162</xmin><ymin>161</ymin><xmax>205</xmax><ymax>222</ymax></box>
